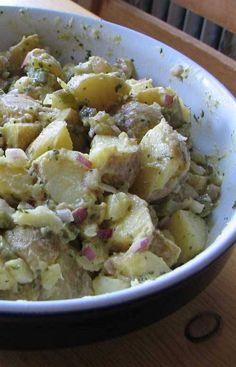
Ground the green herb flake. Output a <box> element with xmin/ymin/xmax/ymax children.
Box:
<box><xmin>115</xmin><ymin>84</ymin><xmax>122</xmax><ymax>93</ymax></box>
<box><xmin>85</xmin><ymin>49</ymin><xmax>92</xmax><ymax>61</ymax></box>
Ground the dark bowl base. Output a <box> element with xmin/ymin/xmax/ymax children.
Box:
<box><xmin>0</xmin><ymin>245</ymin><xmax>233</xmax><ymax>350</ymax></box>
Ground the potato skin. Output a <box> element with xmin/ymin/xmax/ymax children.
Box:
<box><xmin>89</xmin><ymin>133</ymin><xmax>140</xmax><ymax>189</ymax></box>
<box><xmin>4</xmin><ymin>226</ymin><xmax>93</xmax><ymax>300</ymax></box>
<box><xmin>113</xmin><ymin>101</ymin><xmax>162</xmax><ymax>142</ymax></box>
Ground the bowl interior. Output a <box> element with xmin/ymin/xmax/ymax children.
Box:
<box><xmin>0</xmin><ymin>6</ymin><xmax>235</xmax><ymax>311</ymax></box>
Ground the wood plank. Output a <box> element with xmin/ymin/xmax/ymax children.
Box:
<box><xmin>0</xmin><ymin>0</ymin><xmax>97</xmax><ymax>17</ymax></box>
<box><xmin>174</xmin><ymin>0</ymin><xmax>236</xmax><ymax>34</ymax></box>
<box><xmin>98</xmin><ymin>0</ymin><xmax>236</xmax><ymax>96</ymax></box>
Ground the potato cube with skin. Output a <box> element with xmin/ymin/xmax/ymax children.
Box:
<box><xmin>8</xmin><ymin>34</ymin><xmax>41</xmax><ymax>72</ymax></box>
<box><xmin>93</xmin><ymin>275</ymin><xmax>130</xmax><ymax>295</ymax></box>
<box><xmin>150</xmin><ymin>229</ymin><xmax>181</xmax><ymax>267</ymax></box>
<box><xmin>168</xmin><ymin>210</ymin><xmax>207</xmax><ymax>264</ymax></box>
<box><xmin>26</xmin><ymin>120</ymin><xmax>73</xmax><ymax>160</ymax></box>
<box><xmin>132</xmin><ymin>119</ymin><xmax>190</xmax><ymax>202</ymax></box>
<box><xmin>67</xmin><ymin>73</ymin><xmax>130</xmax><ymax>111</ymax></box>
<box><xmin>33</xmin><ymin>149</ymin><xmax>98</xmax><ymax>205</ymax></box>
<box><xmin>113</xmin><ymin>101</ymin><xmax>162</xmax><ymax>142</ymax></box>
<box><xmin>109</xmin><ymin>251</ymin><xmax>170</xmax><ymax>279</ymax></box>
<box><xmin>89</xmin><ymin>132</ymin><xmax>140</xmax><ymax>189</ymax></box>
<box><xmin>109</xmin><ymin>194</ymin><xmax>155</xmax><ymax>251</ymax></box>
<box><xmin>0</xmin><ymin>123</ymin><xmax>41</xmax><ymax>150</ymax></box>
<box><xmin>135</xmin><ymin>86</ymin><xmax>175</xmax><ymax>106</ymax></box>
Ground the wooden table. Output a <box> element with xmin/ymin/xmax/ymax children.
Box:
<box><xmin>0</xmin><ymin>0</ymin><xmax>235</xmax><ymax>365</ymax></box>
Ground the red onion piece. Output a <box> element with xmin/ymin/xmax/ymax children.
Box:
<box><xmin>158</xmin><ymin>216</ymin><xmax>171</xmax><ymax>230</ymax></box>
<box><xmin>72</xmin><ymin>207</ymin><xmax>88</xmax><ymax>225</ymax></box>
<box><xmin>76</xmin><ymin>153</ymin><xmax>92</xmax><ymax>169</ymax></box>
<box><xmin>128</xmin><ymin>237</ymin><xmax>151</xmax><ymax>254</ymax></box>
<box><xmin>17</xmin><ymin>93</ymin><xmax>34</xmax><ymax>100</ymax></box>
<box><xmin>104</xmin><ymin>259</ymin><xmax>116</xmax><ymax>275</ymax></box>
<box><xmin>161</xmin><ymin>94</ymin><xmax>174</xmax><ymax>107</ymax></box>
<box><xmin>97</xmin><ymin>228</ymin><xmax>113</xmax><ymax>240</ymax></box>
<box><xmin>82</xmin><ymin>246</ymin><xmax>96</xmax><ymax>261</ymax></box>
<box><xmin>21</xmin><ymin>52</ymin><xmax>30</xmax><ymax>69</ymax></box>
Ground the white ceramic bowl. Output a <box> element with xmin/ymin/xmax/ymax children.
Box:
<box><xmin>0</xmin><ymin>6</ymin><xmax>235</xmax><ymax>348</ymax></box>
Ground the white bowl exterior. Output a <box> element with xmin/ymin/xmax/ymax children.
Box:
<box><xmin>0</xmin><ymin>6</ymin><xmax>235</xmax><ymax>313</ymax></box>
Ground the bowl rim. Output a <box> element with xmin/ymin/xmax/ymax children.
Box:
<box><xmin>0</xmin><ymin>5</ymin><xmax>235</xmax><ymax>315</ymax></box>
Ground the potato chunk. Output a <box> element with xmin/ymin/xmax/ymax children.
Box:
<box><xmin>23</xmin><ymin>48</ymin><xmax>63</xmax><ymax>77</ymax></box>
<box><xmin>8</xmin><ymin>34</ymin><xmax>41</xmax><ymax>72</ymax></box>
<box><xmin>135</xmin><ymin>86</ymin><xmax>175</xmax><ymax>106</ymax></box>
<box><xmin>67</xmin><ymin>73</ymin><xmax>130</xmax><ymax>110</ymax></box>
<box><xmin>4</xmin><ymin>227</ymin><xmax>60</xmax><ymax>274</ymax></box>
<box><xmin>105</xmin><ymin>192</ymin><xmax>131</xmax><ymax>222</ymax></box>
<box><xmin>93</xmin><ymin>275</ymin><xmax>130</xmax><ymax>295</ymax></box>
<box><xmin>33</xmin><ymin>149</ymin><xmax>98</xmax><ymax>205</ymax></box>
<box><xmin>27</xmin><ymin>120</ymin><xmax>73</xmax><ymax>160</ymax></box>
<box><xmin>150</xmin><ymin>229</ymin><xmax>181</xmax><ymax>267</ymax></box>
<box><xmin>13</xmin><ymin>206</ymin><xmax>64</xmax><ymax>234</ymax></box>
<box><xmin>132</xmin><ymin>119</ymin><xmax>190</xmax><ymax>201</ymax></box>
<box><xmin>107</xmin><ymin>251</ymin><xmax>170</xmax><ymax>279</ymax></box>
<box><xmin>113</xmin><ymin>101</ymin><xmax>162</xmax><ymax>142</ymax></box>
<box><xmin>109</xmin><ymin>194</ymin><xmax>155</xmax><ymax>251</ymax></box>
<box><xmin>0</xmin><ymin>157</ymin><xmax>36</xmax><ymax>201</ymax></box>
<box><xmin>1</xmin><ymin>123</ymin><xmax>41</xmax><ymax>150</ymax></box>
<box><xmin>89</xmin><ymin>132</ymin><xmax>140</xmax><ymax>189</ymax></box>
<box><xmin>168</xmin><ymin>210</ymin><xmax>207</xmax><ymax>264</ymax></box>
<box><xmin>0</xmin><ymin>93</ymin><xmax>41</xmax><ymax>124</ymax></box>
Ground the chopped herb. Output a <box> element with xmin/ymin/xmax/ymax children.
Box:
<box><xmin>160</xmin><ymin>48</ymin><xmax>163</xmax><ymax>54</ymax></box>
<box><xmin>200</xmin><ymin>110</ymin><xmax>205</xmax><ymax>118</ymax></box>
<box><xmin>52</xmin><ymin>149</ymin><xmax>60</xmax><ymax>160</ymax></box>
<box><xmin>115</xmin><ymin>84</ymin><xmax>122</xmax><ymax>93</ymax></box>
<box><xmin>232</xmin><ymin>201</ymin><xmax>236</xmax><ymax>209</ymax></box>
<box><xmin>85</xmin><ymin>49</ymin><xmax>92</xmax><ymax>61</ymax></box>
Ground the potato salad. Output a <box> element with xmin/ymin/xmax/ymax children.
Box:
<box><xmin>0</xmin><ymin>35</ymin><xmax>221</xmax><ymax>300</ymax></box>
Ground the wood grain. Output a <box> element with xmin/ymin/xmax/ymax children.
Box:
<box><xmin>0</xmin><ymin>1</ymin><xmax>234</xmax><ymax>365</ymax></box>
<box><xmin>174</xmin><ymin>0</ymin><xmax>236</xmax><ymax>34</ymax></box>
<box><xmin>97</xmin><ymin>0</ymin><xmax>236</xmax><ymax>96</ymax></box>
<box><xmin>0</xmin><ymin>0</ymin><xmax>97</xmax><ymax>17</ymax></box>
